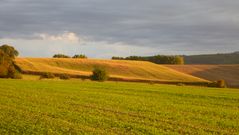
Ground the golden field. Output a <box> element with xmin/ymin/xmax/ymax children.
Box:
<box><xmin>15</xmin><ymin>58</ymin><xmax>207</xmax><ymax>83</ymax></box>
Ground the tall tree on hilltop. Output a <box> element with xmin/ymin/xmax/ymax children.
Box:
<box><xmin>0</xmin><ymin>44</ymin><xmax>19</xmax><ymax>58</ymax></box>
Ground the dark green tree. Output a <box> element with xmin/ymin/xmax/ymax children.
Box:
<box><xmin>53</xmin><ymin>54</ymin><xmax>71</xmax><ymax>58</ymax></box>
<box><xmin>112</xmin><ymin>56</ymin><xmax>124</xmax><ymax>60</ymax></box>
<box><xmin>0</xmin><ymin>44</ymin><xmax>19</xmax><ymax>58</ymax></box>
<box><xmin>91</xmin><ymin>67</ymin><xmax>108</xmax><ymax>81</ymax></box>
<box><xmin>114</xmin><ymin>55</ymin><xmax>184</xmax><ymax>65</ymax></box>
<box><xmin>0</xmin><ymin>44</ymin><xmax>21</xmax><ymax>79</ymax></box>
<box><xmin>72</xmin><ymin>54</ymin><xmax>87</xmax><ymax>59</ymax></box>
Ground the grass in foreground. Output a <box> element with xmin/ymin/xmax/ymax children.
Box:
<box><xmin>0</xmin><ymin>79</ymin><xmax>238</xmax><ymax>134</ymax></box>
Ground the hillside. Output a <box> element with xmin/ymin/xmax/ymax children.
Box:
<box><xmin>166</xmin><ymin>65</ymin><xmax>239</xmax><ymax>88</ymax></box>
<box><xmin>184</xmin><ymin>52</ymin><xmax>239</xmax><ymax>64</ymax></box>
<box><xmin>15</xmin><ymin>58</ymin><xmax>207</xmax><ymax>83</ymax></box>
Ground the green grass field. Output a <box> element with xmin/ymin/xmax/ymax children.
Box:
<box><xmin>0</xmin><ymin>79</ymin><xmax>238</xmax><ymax>134</ymax></box>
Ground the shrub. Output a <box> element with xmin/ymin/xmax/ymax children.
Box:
<box><xmin>59</xmin><ymin>74</ymin><xmax>70</xmax><ymax>80</ymax></box>
<box><xmin>216</xmin><ymin>80</ymin><xmax>227</xmax><ymax>88</ymax></box>
<box><xmin>40</xmin><ymin>72</ymin><xmax>55</xmax><ymax>79</ymax></box>
<box><xmin>208</xmin><ymin>80</ymin><xmax>227</xmax><ymax>88</ymax></box>
<box><xmin>72</xmin><ymin>54</ymin><xmax>87</xmax><ymax>59</ymax></box>
<box><xmin>0</xmin><ymin>63</ymin><xmax>22</xmax><ymax>79</ymax></box>
<box><xmin>91</xmin><ymin>67</ymin><xmax>108</xmax><ymax>81</ymax></box>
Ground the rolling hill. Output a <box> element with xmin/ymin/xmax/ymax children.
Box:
<box><xmin>184</xmin><ymin>52</ymin><xmax>239</xmax><ymax>64</ymax></box>
<box><xmin>15</xmin><ymin>58</ymin><xmax>207</xmax><ymax>83</ymax></box>
<box><xmin>166</xmin><ymin>65</ymin><xmax>239</xmax><ymax>88</ymax></box>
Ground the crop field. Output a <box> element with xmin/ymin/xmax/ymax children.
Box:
<box><xmin>0</xmin><ymin>79</ymin><xmax>238</xmax><ymax>134</ymax></box>
<box><xmin>166</xmin><ymin>65</ymin><xmax>239</xmax><ymax>88</ymax></box>
<box><xmin>15</xmin><ymin>58</ymin><xmax>207</xmax><ymax>82</ymax></box>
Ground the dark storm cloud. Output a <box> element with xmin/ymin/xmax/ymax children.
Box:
<box><xmin>0</xmin><ymin>0</ymin><xmax>239</xmax><ymax>54</ymax></box>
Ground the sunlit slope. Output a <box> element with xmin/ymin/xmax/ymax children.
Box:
<box><xmin>166</xmin><ymin>65</ymin><xmax>239</xmax><ymax>87</ymax></box>
<box><xmin>15</xmin><ymin>58</ymin><xmax>207</xmax><ymax>82</ymax></box>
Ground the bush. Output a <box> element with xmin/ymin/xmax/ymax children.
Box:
<box><xmin>91</xmin><ymin>67</ymin><xmax>108</xmax><ymax>81</ymax></box>
<box><xmin>0</xmin><ymin>64</ymin><xmax>22</xmax><ymax>79</ymax></box>
<box><xmin>216</xmin><ymin>80</ymin><xmax>227</xmax><ymax>88</ymax></box>
<box><xmin>59</xmin><ymin>74</ymin><xmax>70</xmax><ymax>80</ymax></box>
<box><xmin>40</xmin><ymin>72</ymin><xmax>55</xmax><ymax>79</ymax></box>
<box><xmin>208</xmin><ymin>80</ymin><xmax>227</xmax><ymax>88</ymax></box>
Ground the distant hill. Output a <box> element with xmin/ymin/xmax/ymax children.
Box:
<box><xmin>184</xmin><ymin>52</ymin><xmax>239</xmax><ymax>64</ymax></box>
<box><xmin>233</xmin><ymin>51</ymin><xmax>239</xmax><ymax>54</ymax></box>
<box><xmin>166</xmin><ymin>65</ymin><xmax>239</xmax><ymax>88</ymax></box>
<box><xmin>15</xmin><ymin>58</ymin><xmax>207</xmax><ymax>83</ymax></box>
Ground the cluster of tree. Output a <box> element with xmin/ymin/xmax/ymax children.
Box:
<box><xmin>0</xmin><ymin>44</ymin><xmax>22</xmax><ymax>79</ymax></box>
<box><xmin>53</xmin><ymin>54</ymin><xmax>87</xmax><ymax>59</ymax></box>
<box><xmin>72</xmin><ymin>54</ymin><xmax>87</xmax><ymax>59</ymax></box>
<box><xmin>112</xmin><ymin>55</ymin><xmax>184</xmax><ymax>65</ymax></box>
<box><xmin>53</xmin><ymin>54</ymin><xmax>71</xmax><ymax>58</ymax></box>
<box><xmin>111</xmin><ymin>56</ymin><xmax>124</xmax><ymax>60</ymax></box>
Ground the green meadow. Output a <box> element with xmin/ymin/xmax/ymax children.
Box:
<box><xmin>0</xmin><ymin>79</ymin><xmax>238</xmax><ymax>134</ymax></box>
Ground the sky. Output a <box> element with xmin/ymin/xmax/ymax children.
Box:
<box><xmin>0</xmin><ymin>0</ymin><xmax>239</xmax><ymax>58</ymax></box>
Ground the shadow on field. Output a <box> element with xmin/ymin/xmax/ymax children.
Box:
<box><xmin>189</xmin><ymin>65</ymin><xmax>239</xmax><ymax>88</ymax></box>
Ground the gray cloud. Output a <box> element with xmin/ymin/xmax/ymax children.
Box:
<box><xmin>0</xmin><ymin>0</ymin><xmax>239</xmax><ymax>56</ymax></box>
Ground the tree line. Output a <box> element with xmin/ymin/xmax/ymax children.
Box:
<box><xmin>112</xmin><ymin>55</ymin><xmax>184</xmax><ymax>65</ymax></box>
<box><xmin>53</xmin><ymin>54</ymin><xmax>87</xmax><ymax>59</ymax></box>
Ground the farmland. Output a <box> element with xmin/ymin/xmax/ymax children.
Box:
<box><xmin>166</xmin><ymin>65</ymin><xmax>239</xmax><ymax>88</ymax></box>
<box><xmin>0</xmin><ymin>79</ymin><xmax>238</xmax><ymax>134</ymax></box>
<box><xmin>15</xmin><ymin>58</ymin><xmax>207</xmax><ymax>83</ymax></box>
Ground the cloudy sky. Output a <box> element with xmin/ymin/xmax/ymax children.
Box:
<box><xmin>0</xmin><ymin>0</ymin><xmax>239</xmax><ymax>58</ymax></box>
